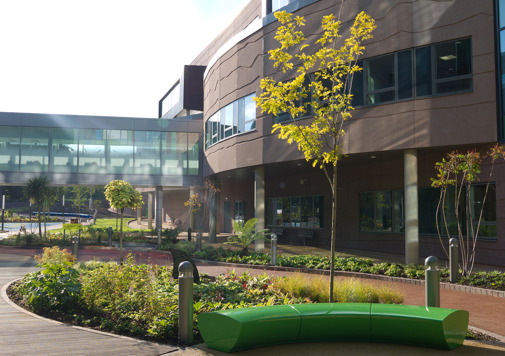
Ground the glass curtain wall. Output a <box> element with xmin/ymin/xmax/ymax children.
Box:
<box><xmin>0</xmin><ymin>126</ymin><xmax>21</xmax><ymax>171</ymax></box>
<box><xmin>134</xmin><ymin>131</ymin><xmax>161</xmax><ymax>175</ymax></box>
<box><xmin>78</xmin><ymin>129</ymin><xmax>107</xmax><ymax>173</ymax></box>
<box><xmin>109</xmin><ymin>130</ymin><xmax>134</xmax><ymax>174</ymax></box>
<box><xmin>51</xmin><ymin>128</ymin><xmax>78</xmax><ymax>173</ymax></box>
<box><xmin>0</xmin><ymin>126</ymin><xmax>200</xmax><ymax>177</ymax></box>
<box><xmin>20</xmin><ymin>127</ymin><xmax>49</xmax><ymax>173</ymax></box>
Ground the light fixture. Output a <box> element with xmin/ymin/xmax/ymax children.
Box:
<box><xmin>440</xmin><ymin>55</ymin><xmax>456</xmax><ymax>61</ymax></box>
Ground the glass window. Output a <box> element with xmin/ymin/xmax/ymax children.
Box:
<box><xmin>222</xmin><ymin>103</ymin><xmax>234</xmax><ymax>139</ymax></box>
<box><xmin>162</xmin><ymin>132</ymin><xmax>186</xmax><ymax>175</ymax></box>
<box><xmin>415</xmin><ymin>46</ymin><xmax>433</xmax><ymax>97</ymax></box>
<box><xmin>109</xmin><ymin>130</ymin><xmax>134</xmax><ymax>174</ymax></box>
<box><xmin>211</xmin><ymin>113</ymin><xmax>219</xmax><ymax>145</ymax></box>
<box><xmin>78</xmin><ymin>129</ymin><xmax>107</xmax><ymax>174</ymax></box>
<box><xmin>500</xmin><ymin>0</ymin><xmax>505</xmax><ymax>28</ymax></box>
<box><xmin>367</xmin><ymin>54</ymin><xmax>395</xmax><ymax>104</ymax></box>
<box><xmin>434</xmin><ymin>39</ymin><xmax>471</xmax><ymax>94</ymax></box>
<box><xmin>20</xmin><ymin>127</ymin><xmax>49</xmax><ymax>173</ymax></box>
<box><xmin>398</xmin><ymin>50</ymin><xmax>413</xmax><ymax>99</ymax></box>
<box><xmin>0</xmin><ymin>126</ymin><xmax>20</xmax><ymax>172</ymax></box>
<box><xmin>134</xmin><ymin>131</ymin><xmax>161</xmax><ymax>175</ymax></box>
<box><xmin>51</xmin><ymin>128</ymin><xmax>77</xmax><ymax>173</ymax></box>
<box><xmin>268</xmin><ymin>195</ymin><xmax>323</xmax><ymax>228</ymax></box>
<box><xmin>187</xmin><ymin>133</ymin><xmax>199</xmax><ymax>175</ymax></box>
<box><xmin>419</xmin><ymin>184</ymin><xmax>496</xmax><ymax>238</ymax></box>
<box><xmin>244</xmin><ymin>93</ymin><xmax>257</xmax><ymax>131</ymax></box>
<box><xmin>161</xmin><ymin>82</ymin><xmax>180</xmax><ymax>117</ymax></box>
<box><xmin>351</xmin><ymin>61</ymin><xmax>364</xmax><ymax>107</ymax></box>
<box><xmin>359</xmin><ymin>190</ymin><xmax>403</xmax><ymax>233</ymax></box>
<box><xmin>204</xmin><ymin>93</ymin><xmax>256</xmax><ymax>149</ymax></box>
<box><xmin>270</xmin><ymin>0</ymin><xmax>290</xmax><ymax>13</ymax></box>
<box><xmin>234</xmin><ymin>200</ymin><xmax>245</xmax><ymax>222</ymax></box>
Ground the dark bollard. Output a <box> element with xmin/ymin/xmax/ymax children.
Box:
<box><xmin>72</xmin><ymin>235</ymin><xmax>79</xmax><ymax>259</ymax></box>
<box><xmin>270</xmin><ymin>233</ymin><xmax>277</xmax><ymax>265</ymax></box>
<box><xmin>187</xmin><ymin>227</ymin><xmax>192</xmax><ymax>241</ymax></box>
<box><xmin>178</xmin><ymin>261</ymin><xmax>194</xmax><ymax>345</ymax></box>
<box><xmin>196</xmin><ymin>232</ymin><xmax>202</xmax><ymax>252</ymax></box>
<box><xmin>108</xmin><ymin>227</ymin><xmax>113</xmax><ymax>247</ymax></box>
<box><xmin>425</xmin><ymin>256</ymin><xmax>440</xmax><ymax>307</ymax></box>
<box><xmin>449</xmin><ymin>238</ymin><xmax>459</xmax><ymax>283</ymax></box>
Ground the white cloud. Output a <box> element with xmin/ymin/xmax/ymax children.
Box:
<box><xmin>0</xmin><ymin>0</ymin><xmax>248</xmax><ymax>118</ymax></box>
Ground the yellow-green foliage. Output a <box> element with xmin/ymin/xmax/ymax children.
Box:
<box><xmin>274</xmin><ymin>273</ymin><xmax>404</xmax><ymax>304</ymax></box>
<box><xmin>34</xmin><ymin>246</ymin><xmax>76</xmax><ymax>266</ymax></box>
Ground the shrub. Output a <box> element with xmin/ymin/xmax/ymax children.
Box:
<box><xmin>18</xmin><ymin>246</ymin><xmax>80</xmax><ymax>313</ymax></box>
<box><xmin>162</xmin><ymin>227</ymin><xmax>183</xmax><ymax>244</ymax></box>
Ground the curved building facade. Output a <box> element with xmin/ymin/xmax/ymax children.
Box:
<box><xmin>190</xmin><ymin>0</ymin><xmax>504</xmax><ymax>266</ymax></box>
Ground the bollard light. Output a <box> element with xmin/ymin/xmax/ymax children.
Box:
<box><xmin>270</xmin><ymin>233</ymin><xmax>277</xmax><ymax>265</ymax></box>
<box><xmin>108</xmin><ymin>227</ymin><xmax>113</xmax><ymax>247</ymax></box>
<box><xmin>449</xmin><ymin>238</ymin><xmax>459</xmax><ymax>283</ymax></box>
<box><xmin>178</xmin><ymin>261</ymin><xmax>194</xmax><ymax>345</ymax></box>
<box><xmin>72</xmin><ymin>235</ymin><xmax>79</xmax><ymax>259</ymax></box>
<box><xmin>196</xmin><ymin>232</ymin><xmax>202</xmax><ymax>252</ymax></box>
<box><xmin>425</xmin><ymin>256</ymin><xmax>440</xmax><ymax>308</ymax></box>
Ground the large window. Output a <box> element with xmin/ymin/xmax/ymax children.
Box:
<box><xmin>359</xmin><ymin>191</ymin><xmax>404</xmax><ymax>233</ymax></box>
<box><xmin>205</xmin><ymin>93</ymin><xmax>256</xmax><ymax>149</ymax></box>
<box><xmin>51</xmin><ymin>128</ymin><xmax>78</xmax><ymax>173</ymax></box>
<box><xmin>268</xmin><ymin>195</ymin><xmax>323</xmax><ymax>228</ymax></box>
<box><xmin>20</xmin><ymin>127</ymin><xmax>49</xmax><ymax>173</ymax></box>
<box><xmin>160</xmin><ymin>82</ymin><xmax>181</xmax><ymax>117</ymax></box>
<box><xmin>134</xmin><ymin>131</ymin><xmax>161</xmax><ymax>175</ymax></box>
<box><xmin>352</xmin><ymin>38</ymin><xmax>472</xmax><ymax>107</ymax></box>
<box><xmin>0</xmin><ymin>126</ymin><xmax>20</xmax><ymax>171</ymax></box>
<box><xmin>419</xmin><ymin>184</ymin><xmax>497</xmax><ymax>239</ymax></box>
<box><xmin>361</xmin><ymin>185</ymin><xmax>496</xmax><ymax>238</ymax></box>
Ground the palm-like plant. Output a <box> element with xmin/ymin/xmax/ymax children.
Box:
<box><xmin>226</xmin><ymin>218</ymin><xmax>269</xmax><ymax>256</ymax></box>
<box><xmin>23</xmin><ymin>176</ymin><xmax>51</xmax><ymax>240</ymax></box>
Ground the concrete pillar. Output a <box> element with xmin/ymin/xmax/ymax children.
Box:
<box><xmin>208</xmin><ymin>190</ymin><xmax>217</xmax><ymax>242</ymax></box>
<box><xmin>147</xmin><ymin>191</ymin><xmax>153</xmax><ymax>230</ymax></box>
<box><xmin>254</xmin><ymin>166</ymin><xmax>265</xmax><ymax>252</ymax></box>
<box><xmin>155</xmin><ymin>186</ymin><xmax>163</xmax><ymax>231</ymax></box>
<box><xmin>404</xmin><ymin>149</ymin><xmax>419</xmax><ymax>265</ymax></box>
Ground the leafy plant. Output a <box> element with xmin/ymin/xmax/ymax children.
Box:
<box><xmin>431</xmin><ymin>145</ymin><xmax>505</xmax><ymax>276</ymax></box>
<box><xmin>19</xmin><ymin>246</ymin><xmax>80</xmax><ymax>313</ymax></box>
<box><xmin>161</xmin><ymin>227</ymin><xmax>183</xmax><ymax>244</ymax></box>
<box><xmin>225</xmin><ymin>218</ymin><xmax>269</xmax><ymax>256</ymax></box>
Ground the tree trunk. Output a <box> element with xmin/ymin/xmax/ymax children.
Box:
<box><xmin>120</xmin><ymin>209</ymin><xmax>124</xmax><ymax>264</ymax></box>
<box><xmin>329</xmin><ymin>164</ymin><xmax>338</xmax><ymax>302</ymax></box>
<box><xmin>37</xmin><ymin>206</ymin><xmax>43</xmax><ymax>241</ymax></box>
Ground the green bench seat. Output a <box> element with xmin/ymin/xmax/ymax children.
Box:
<box><xmin>198</xmin><ymin>303</ymin><xmax>469</xmax><ymax>352</ymax></box>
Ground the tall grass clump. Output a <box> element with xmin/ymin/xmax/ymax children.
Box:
<box><xmin>274</xmin><ymin>273</ymin><xmax>404</xmax><ymax>304</ymax></box>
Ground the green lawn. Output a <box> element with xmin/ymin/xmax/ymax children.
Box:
<box><xmin>50</xmin><ymin>218</ymin><xmax>143</xmax><ymax>234</ymax></box>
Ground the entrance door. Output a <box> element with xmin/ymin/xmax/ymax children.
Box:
<box><xmin>224</xmin><ymin>201</ymin><xmax>232</xmax><ymax>233</ymax></box>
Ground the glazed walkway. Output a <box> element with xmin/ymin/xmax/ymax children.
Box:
<box><xmin>1</xmin><ymin>246</ymin><xmax>505</xmax><ymax>355</ymax></box>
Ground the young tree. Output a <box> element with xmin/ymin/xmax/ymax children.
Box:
<box><xmin>431</xmin><ymin>145</ymin><xmax>505</xmax><ymax>276</ymax></box>
<box><xmin>104</xmin><ymin>180</ymin><xmax>143</xmax><ymax>263</ymax></box>
<box><xmin>255</xmin><ymin>9</ymin><xmax>375</xmax><ymax>301</ymax></box>
<box><xmin>23</xmin><ymin>176</ymin><xmax>51</xmax><ymax>240</ymax></box>
<box><xmin>70</xmin><ymin>186</ymin><xmax>88</xmax><ymax>222</ymax></box>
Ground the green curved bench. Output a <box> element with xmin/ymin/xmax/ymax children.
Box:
<box><xmin>197</xmin><ymin>303</ymin><xmax>469</xmax><ymax>352</ymax></box>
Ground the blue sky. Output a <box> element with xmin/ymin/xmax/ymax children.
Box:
<box><xmin>0</xmin><ymin>0</ymin><xmax>249</xmax><ymax>118</ymax></box>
